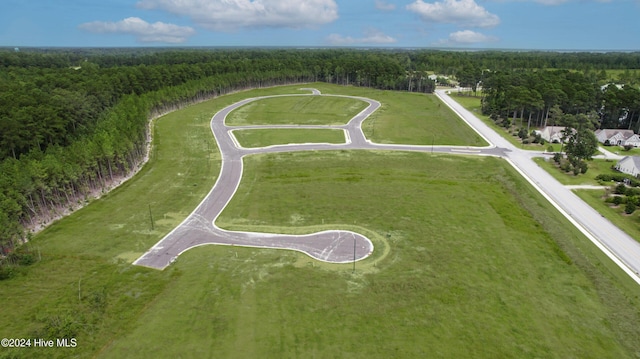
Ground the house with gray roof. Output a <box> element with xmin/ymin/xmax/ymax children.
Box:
<box><xmin>615</xmin><ymin>156</ymin><xmax>640</xmax><ymax>177</ymax></box>
<box><xmin>536</xmin><ymin>126</ymin><xmax>567</xmax><ymax>143</ymax></box>
<box><xmin>595</xmin><ymin>129</ymin><xmax>640</xmax><ymax>147</ymax></box>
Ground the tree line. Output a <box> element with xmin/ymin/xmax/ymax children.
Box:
<box><xmin>480</xmin><ymin>68</ymin><xmax>640</xmax><ymax>132</ymax></box>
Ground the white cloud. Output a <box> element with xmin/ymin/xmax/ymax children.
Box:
<box><xmin>79</xmin><ymin>17</ymin><xmax>195</xmax><ymax>43</ymax></box>
<box><xmin>326</xmin><ymin>28</ymin><xmax>397</xmax><ymax>45</ymax></box>
<box><xmin>491</xmin><ymin>0</ymin><xmax>608</xmax><ymax>5</ymax></box>
<box><xmin>407</xmin><ymin>0</ymin><xmax>500</xmax><ymax>28</ymax></box>
<box><xmin>136</xmin><ymin>0</ymin><xmax>338</xmax><ymax>31</ymax></box>
<box><xmin>375</xmin><ymin>0</ymin><xmax>397</xmax><ymax>11</ymax></box>
<box><xmin>445</xmin><ymin>30</ymin><xmax>498</xmax><ymax>44</ymax></box>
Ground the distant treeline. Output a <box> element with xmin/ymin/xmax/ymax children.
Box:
<box><xmin>1</xmin><ymin>48</ymin><xmax>640</xmax><ymax>254</ymax></box>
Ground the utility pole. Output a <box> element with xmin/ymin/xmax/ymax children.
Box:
<box><xmin>149</xmin><ymin>204</ymin><xmax>154</xmax><ymax>230</ymax></box>
<box><xmin>352</xmin><ymin>237</ymin><xmax>356</xmax><ymax>273</ymax></box>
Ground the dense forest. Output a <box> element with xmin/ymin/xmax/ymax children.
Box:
<box><xmin>479</xmin><ymin>69</ymin><xmax>640</xmax><ymax>132</ymax></box>
<box><xmin>1</xmin><ymin>48</ymin><xmax>640</xmax><ymax>259</ymax></box>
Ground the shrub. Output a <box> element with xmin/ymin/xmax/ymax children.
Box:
<box><xmin>517</xmin><ymin>128</ymin><xmax>528</xmax><ymax>139</ymax></box>
<box><xmin>612</xmin><ymin>196</ymin><xmax>624</xmax><ymax>206</ymax></box>
<box><xmin>625</xmin><ymin>201</ymin><xmax>636</xmax><ymax>214</ymax></box>
<box><xmin>0</xmin><ymin>265</ymin><xmax>16</xmax><ymax>280</ymax></box>
<box><xmin>595</xmin><ymin>173</ymin><xmax>640</xmax><ymax>187</ymax></box>
<box><xmin>624</xmin><ymin>144</ymin><xmax>634</xmax><ymax>151</ymax></box>
<box><xmin>547</xmin><ymin>145</ymin><xmax>555</xmax><ymax>153</ymax></box>
<box><xmin>615</xmin><ymin>183</ymin><xmax>627</xmax><ymax>195</ymax></box>
<box><xmin>553</xmin><ymin>152</ymin><xmax>562</xmax><ymax>163</ymax></box>
<box><xmin>579</xmin><ymin>161</ymin><xmax>588</xmax><ymax>174</ymax></box>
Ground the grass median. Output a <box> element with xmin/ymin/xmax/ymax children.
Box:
<box><xmin>232</xmin><ymin>128</ymin><xmax>345</xmax><ymax>148</ymax></box>
<box><xmin>226</xmin><ymin>95</ymin><xmax>368</xmax><ymax>126</ymax></box>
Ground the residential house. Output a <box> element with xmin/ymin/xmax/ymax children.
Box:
<box><xmin>615</xmin><ymin>156</ymin><xmax>640</xmax><ymax>177</ymax></box>
<box><xmin>537</xmin><ymin>126</ymin><xmax>567</xmax><ymax>143</ymax></box>
<box><xmin>595</xmin><ymin>129</ymin><xmax>640</xmax><ymax>147</ymax></box>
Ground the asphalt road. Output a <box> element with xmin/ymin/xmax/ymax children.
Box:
<box><xmin>135</xmin><ymin>88</ymin><xmax>640</xmax><ymax>284</ymax></box>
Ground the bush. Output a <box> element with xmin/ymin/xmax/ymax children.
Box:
<box><xmin>579</xmin><ymin>161</ymin><xmax>589</xmax><ymax>174</ymax></box>
<box><xmin>625</xmin><ymin>201</ymin><xmax>636</xmax><ymax>214</ymax></box>
<box><xmin>624</xmin><ymin>144</ymin><xmax>634</xmax><ymax>151</ymax></box>
<box><xmin>553</xmin><ymin>152</ymin><xmax>562</xmax><ymax>163</ymax></box>
<box><xmin>595</xmin><ymin>173</ymin><xmax>640</xmax><ymax>187</ymax></box>
<box><xmin>7</xmin><ymin>252</ymin><xmax>35</xmax><ymax>266</ymax></box>
<box><xmin>0</xmin><ymin>265</ymin><xmax>16</xmax><ymax>280</ymax></box>
<box><xmin>613</xmin><ymin>196</ymin><xmax>624</xmax><ymax>206</ymax></box>
<box><xmin>517</xmin><ymin>128</ymin><xmax>528</xmax><ymax>139</ymax></box>
<box><xmin>547</xmin><ymin>145</ymin><xmax>555</xmax><ymax>153</ymax></box>
<box><xmin>615</xmin><ymin>183</ymin><xmax>627</xmax><ymax>195</ymax></box>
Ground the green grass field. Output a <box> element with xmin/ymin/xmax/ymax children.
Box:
<box><xmin>232</xmin><ymin>128</ymin><xmax>345</xmax><ymax>148</ymax></box>
<box><xmin>361</xmin><ymin>91</ymin><xmax>487</xmax><ymax>146</ymax></box>
<box><xmin>2</xmin><ymin>83</ymin><xmax>640</xmax><ymax>358</ymax></box>
<box><xmin>226</xmin><ymin>95</ymin><xmax>367</xmax><ymax>126</ymax></box>
<box><xmin>103</xmin><ymin>151</ymin><xmax>640</xmax><ymax>358</ymax></box>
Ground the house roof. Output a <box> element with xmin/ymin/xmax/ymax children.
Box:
<box><xmin>542</xmin><ymin>126</ymin><xmax>566</xmax><ymax>135</ymax></box>
<box><xmin>618</xmin><ymin>156</ymin><xmax>640</xmax><ymax>170</ymax></box>
<box><xmin>596</xmin><ymin>129</ymin><xmax>635</xmax><ymax>140</ymax></box>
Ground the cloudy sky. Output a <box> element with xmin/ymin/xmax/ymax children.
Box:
<box><xmin>1</xmin><ymin>0</ymin><xmax>638</xmax><ymax>50</ymax></box>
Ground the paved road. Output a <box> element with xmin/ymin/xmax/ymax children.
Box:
<box><xmin>135</xmin><ymin>88</ymin><xmax>640</xmax><ymax>284</ymax></box>
<box><xmin>135</xmin><ymin>89</ymin><xmax>504</xmax><ymax>269</ymax></box>
<box><xmin>436</xmin><ymin>89</ymin><xmax>640</xmax><ymax>285</ymax></box>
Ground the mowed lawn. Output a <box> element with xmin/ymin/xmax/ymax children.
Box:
<box><xmin>360</xmin><ymin>91</ymin><xmax>487</xmax><ymax>146</ymax></box>
<box><xmin>226</xmin><ymin>95</ymin><xmax>368</xmax><ymax>126</ymax></box>
<box><xmin>103</xmin><ymin>151</ymin><xmax>640</xmax><ymax>358</ymax></box>
<box><xmin>2</xmin><ymin>83</ymin><xmax>640</xmax><ymax>358</ymax></box>
<box><xmin>232</xmin><ymin>128</ymin><xmax>345</xmax><ymax>148</ymax></box>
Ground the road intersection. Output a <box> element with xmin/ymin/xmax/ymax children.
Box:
<box><xmin>134</xmin><ymin>88</ymin><xmax>640</xmax><ymax>286</ymax></box>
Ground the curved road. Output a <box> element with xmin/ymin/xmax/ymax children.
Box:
<box><xmin>134</xmin><ymin>89</ymin><xmax>500</xmax><ymax>269</ymax></box>
<box><xmin>135</xmin><ymin>88</ymin><xmax>640</xmax><ymax>286</ymax></box>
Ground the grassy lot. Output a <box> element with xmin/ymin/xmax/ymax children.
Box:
<box><xmin>103</xmin><ymin>151</ymin><xmax>640</xmax><ymax>358</ymax></box>
<box><xmin>361</xmin><ymin>91</ymin><xmax>487</xmax><ymax>146</ymax></box>
<box><xmin>533</xmin><ymin>157</ymin><xmax>618</xmax><ymax>186</ymax></box>
<box><xmin>226</xmin><ymin>95</ymin><xmax>367</xmax><ymax>126</ymax></box>
<box><xmin>232</xmin><ymin>128</ymin><xmax>345</xmax><ymax>148</ymax></box>
<box><xmin>3</xmin><ymin>83</ymin><xmax>640</xmax><ymax>358</ymax></box>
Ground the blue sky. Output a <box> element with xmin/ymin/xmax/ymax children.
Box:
<box><xmin>1</xmin><ymin>0</ymin><xmax>639</xmax><ymax>50</ymax></box>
